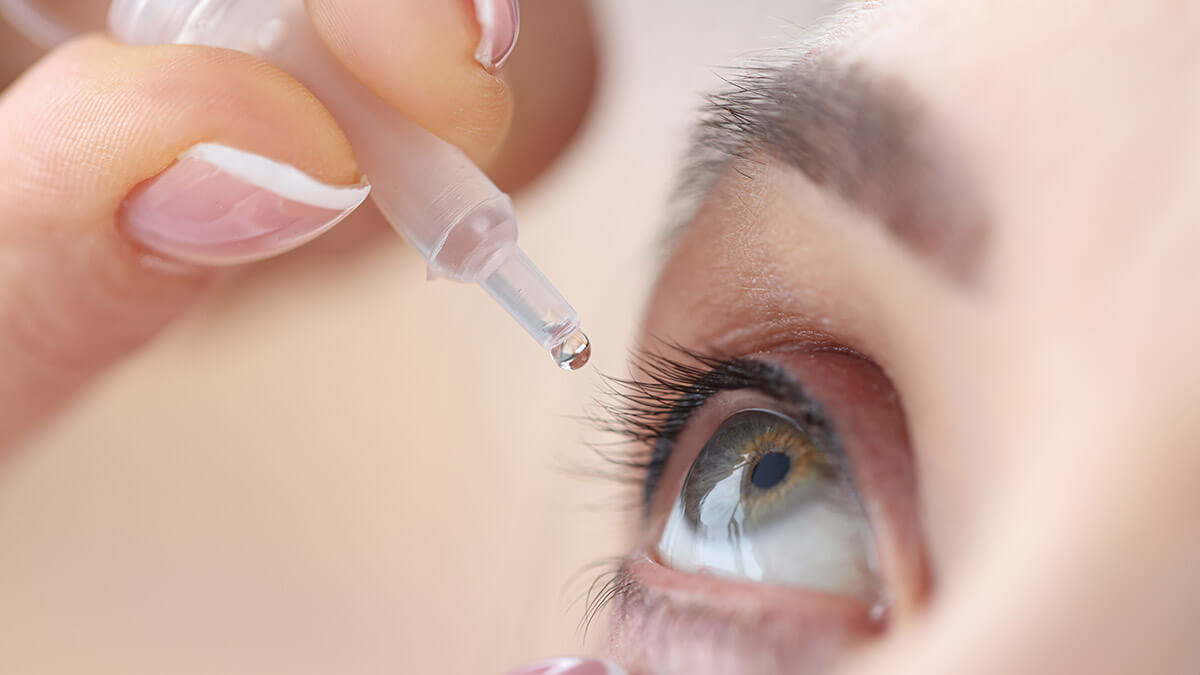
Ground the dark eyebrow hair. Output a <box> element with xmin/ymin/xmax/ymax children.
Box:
<box><xmin>674</xmin><ymin>54</ymin><xmax>988</xmax><ymax>282</ymax></box>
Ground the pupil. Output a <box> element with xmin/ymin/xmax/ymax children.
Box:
<box><xmin>750</xmin><ymin>451</ymin><xmax>791</xmax><ymax>489</ymax></box>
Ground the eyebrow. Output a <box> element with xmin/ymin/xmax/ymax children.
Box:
<box><xmin>674</xmin><ymin>55</ymin><xmax>988</xmax><ymax>281</ymax></box>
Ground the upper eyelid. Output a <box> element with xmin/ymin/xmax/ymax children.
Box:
<box><xmin>595</xmin><ymin>346</ymin><xmax>833</xmax><ymax>516</ymax></box>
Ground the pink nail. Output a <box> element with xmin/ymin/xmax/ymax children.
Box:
<box><xmin>473</xmin><ymin>0</ymin><xmax>520</xmax><ymax>73</ymax></box>
<box><xmin>504</xmin><ymin>657</ymin><xmax>627</xmax><ymax>675</ymax></box>
<box><xmin>121</xmin><ymin>143</ymin><xmax>370</xmax><ymax>266</ymax></box>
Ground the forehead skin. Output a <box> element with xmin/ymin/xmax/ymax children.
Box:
<box><xmin>639</xmin><ymin>2</ymin><xmax>1200</xmax><ymax>674</ymax></box>
<box><xmin>853</xmin><ymin>0</ymin><xmax>1200</xmax><ymax>293</ymax></box>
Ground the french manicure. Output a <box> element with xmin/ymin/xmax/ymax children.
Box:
<box><xmin>121</xmin><ymin>143</ymin><xmax>370</xmax><ymax>266</ymax></box>
<box><xmin>504</xmin><ymin>657</ymin><xmax>628</xmax><ymax>675</ymax></box>
<box><xmin>473</xmin><ymin>0</ymin><xmax>520</xmax><ymax>73</ymax></box>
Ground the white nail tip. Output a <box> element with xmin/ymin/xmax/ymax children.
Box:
<box><xmin>520</xmin><ymin>657</ymin><xmax>628</xmax><ymax>675</ymax></box>
<box><xmin>180</xmin><ymin>143</ymin><xmax>372</xmax><ymax>212</ymax></box>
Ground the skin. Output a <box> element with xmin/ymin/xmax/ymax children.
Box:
<box><xmin>3</xmin><ymin>1</ymin><xmax>1198</xmax><ymax>674</ymax></box>
<box><xmin>616</xmin><ymin>1</ymin><xmax>1200</xmax><ymax>674</ymax></box>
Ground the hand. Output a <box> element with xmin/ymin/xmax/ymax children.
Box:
<box><xmin>0</xmin><ymin>0</ymin><xmax>597</xmax><ymax>449</ymax></box>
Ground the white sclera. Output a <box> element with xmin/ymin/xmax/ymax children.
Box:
<box><xmin>656</xmin><ymin>454</ymin><xmax>881</xmax><ymax>603</ymax></box>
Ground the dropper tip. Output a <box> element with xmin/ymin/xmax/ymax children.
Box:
<box><xmin>552</xmin><ymin>331</ymin><xmax>591</xmax><ymax>371</ymax></box>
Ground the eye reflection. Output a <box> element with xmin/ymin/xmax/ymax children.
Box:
<box><xmin>658</xmin><ymin>409</ymin><xmax>882</xmax><ymax>604</ymax></box>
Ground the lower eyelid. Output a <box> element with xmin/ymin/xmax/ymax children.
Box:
<box><xmin>608</xmin><ymin>555</ymin><xmax>881</xmax><ymax>675</ymax></box>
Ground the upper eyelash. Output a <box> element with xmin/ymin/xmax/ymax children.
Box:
<box><xmin>591</xmin><ymin>344</ymin><xmax>830</xmax><ymax>514</ymax></box>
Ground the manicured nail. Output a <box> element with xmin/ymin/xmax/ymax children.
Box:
<box><xmin>504</xmin><ymin>657</ymin><xmax>627</xmax><ymax>675</ymax></box>
<box><xmin>121</xmin><ymin>143</ymin><xmax>370</xmax><ymax>266</ymax></box>
<box><xmin>473</xmin><ymin>0</ymin><xmax>520</xmax><ymax>74</ymax></box>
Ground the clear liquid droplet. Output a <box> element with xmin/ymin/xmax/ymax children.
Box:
<box><xmin>552</xmin><ymin>331</ymin><xmax>591</xmax><ymax>371</ymax></box>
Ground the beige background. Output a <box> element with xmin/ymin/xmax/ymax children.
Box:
<box><xmin>0</xmin><ymin>1</ymin><xmax>830</xmax><ymax>672</ymax></box>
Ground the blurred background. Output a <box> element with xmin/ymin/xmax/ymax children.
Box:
<box><xmin>0</xmin><ymin>1</ymin><xmax>832</xmax><ymax>672</ymax></box>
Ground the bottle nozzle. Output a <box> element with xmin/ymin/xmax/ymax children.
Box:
<box><xmin>480</xmin><ymin>248</ymin><xmax>588</xmax><ymax>370</ymax></box>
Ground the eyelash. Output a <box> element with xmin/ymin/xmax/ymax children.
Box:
<box><xmin>592</xmin><ymin>345</ymin><xmax>835</xmax><ymax>514</ymax></box>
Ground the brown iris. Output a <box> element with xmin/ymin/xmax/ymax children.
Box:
<box><xmin>681</xmin><ymin>409</ymin><xmax>841</xmax><ymax>532</ymax></box>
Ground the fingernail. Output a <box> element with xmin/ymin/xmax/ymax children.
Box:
<box><xmin>504</xmin><ymin>657</ymin><xmax>627</xmax><ymax>675</ymax></box>
<box><xmin>473</xmin><ymin>0</ymin><xmax>520</xmax><ymax>74</ymax></box>
<box><xmin>121</xmin><ymin>143</ymin><xmax>370</xmax><ymax>266</ymax></box>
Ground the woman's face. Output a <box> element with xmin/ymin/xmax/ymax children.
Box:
<box><xmin>606</xmin><ymin>2</ymin><xmax>1200</xmax><ymax>674</ymax></box>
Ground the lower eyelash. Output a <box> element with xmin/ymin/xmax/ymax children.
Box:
<box><xmin>578</xmin><ymin>559</ymin><xmax>639</xmax><ymax>638</ymax></box>
<box><xmin>604</xmin><ymin>556</ymin><xmax>878</xmax><ymax>675</ymax></box>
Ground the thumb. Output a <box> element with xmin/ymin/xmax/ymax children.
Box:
<box><xmin>0</xmin><ymin>36</ymin><xmax>367</xmax><ymax>449</ymax></box>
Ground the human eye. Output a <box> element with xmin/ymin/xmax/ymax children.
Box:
<box><xmin>596</xmin><ymin>344</ymin><xmax>926</xmax><ymax>664</ymax></box>
<box><xmin>658</xmin><ymin>405</ymin><xmax>880</xmax><ymax>605</ymax></box>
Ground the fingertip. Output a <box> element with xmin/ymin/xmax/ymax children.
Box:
<box><xmin>485</xmin><ymin>0</ymin><xmax>598</xmax><ymax>191</ymax></box>
<box><xmin>5</xmin><ymin>35</ymin><xmax>361</xmax><ymax>218</ymax></box>
<box><xmin>307</xmin><ymin>0</ymin><xmax>516</xmax><ymax>162</ymax></box>
<box><xmin>454</xmin><ymin>68</ymin><xmax>515</xmax><ymax>161</ymax></box>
